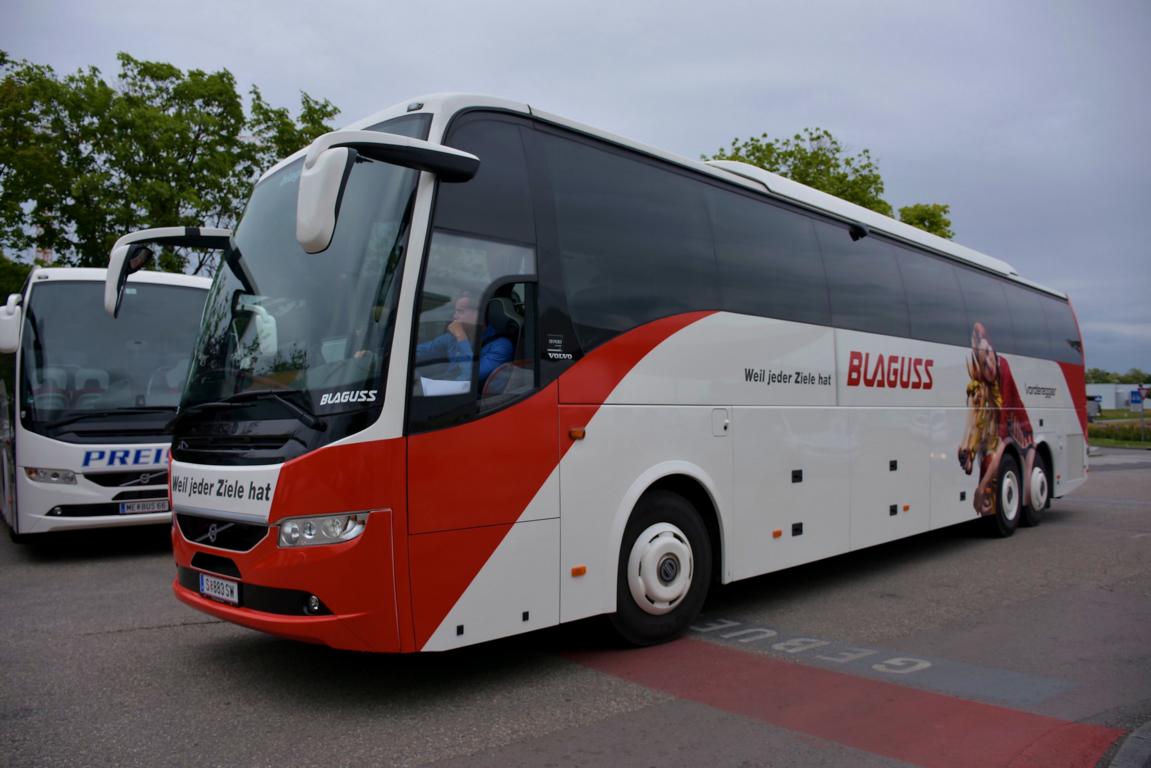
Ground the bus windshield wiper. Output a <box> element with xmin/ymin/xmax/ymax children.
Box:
<box><xmin>178</xmin><ymin>389</ymin><xmax>326</xmax><ymax>431</ymax></box>
<box><xmin>43</xmin><ymin>407</ymin><xmax>177</xmax><ymax>430</ymax></box>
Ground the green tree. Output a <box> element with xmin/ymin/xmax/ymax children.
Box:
<box><xmin>897</xmin><ymin>203</ymin><xmax>954</xmax><ymax>240</ymax></box>
<box><xmin>709</xmin><ymin>128</ymin><xmax>955</xmax><ymax>238</ymax></box>
<box><xmin>0</xmin><ymin>52</ymin><xmax>338</xmax><ymax>275</ymax></box>
<box><xmin>1118</xmin><ymin>368</ymin><xmax>1149</xmax><ymax>384</ymax></box>
<box><xmin>711</xmin><ymin>128</ymin><xmax>894</xmax><ymax>216</ymax></box>
<box><xmin>248</xmin><ymin>86</ymin><xmax>340</xmax><ymax>175</ymax></box>
<box><xmin>1086</xmin><ymin>367</ymin><xmax>1119</xmax><ymax>384</ymax></box>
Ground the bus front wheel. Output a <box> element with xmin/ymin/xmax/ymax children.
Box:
<box><xmin>610</xmin><ymin>490</ymin><xmax>712</xmax><ymax>646</ymax></box>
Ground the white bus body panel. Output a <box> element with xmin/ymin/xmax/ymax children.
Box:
<box><xmin>420</xmin><ymin>517</ymin><xmax>560</xmax><ymax>651</ymax></box>
<box><xmin>417</xmin><ymin>311</ymin><xmax>1087</xmax><ymax>642</ymax></box>
<box><xmin>12</xmin><ymin>425</ymin><xmax>170</xmax><ymax>534</ymax></box>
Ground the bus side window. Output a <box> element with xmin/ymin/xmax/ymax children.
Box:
<box><xmin>408</xmin><ymin>233</ymin><xmax>538</xmax><ymax>430</ymax></box>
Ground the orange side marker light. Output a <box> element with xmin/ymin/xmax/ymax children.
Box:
<box><xmin>569</xmin><ymin>427</ymin><xmax>586</xmax><ymax>441</ymax></box>
<box><xmin>571</xmin><ymin>565</ymin><xmax>587</xmax><ymax>577</ymax></box>
<box><xmin>772</xmin><ymin>529</ymin><xmax>783</xmax><ymax>539</ymax></box>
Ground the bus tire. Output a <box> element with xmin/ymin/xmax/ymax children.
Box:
<box><xmin>1021</xmin><ymin>453</ymin><xmax>1050</xmax><ymax>528</ymax></box>
<box><xmin>986</xmin><ymin>453</ymin><xmax>1021</xmax><ymax>538</ymax></box>
<box><xmin>610</xmin><ymin>490</ymin><xmax>712</xmax><ymax>646</ymax></box>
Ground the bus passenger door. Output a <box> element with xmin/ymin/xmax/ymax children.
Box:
<box><xmin>405</xmin><ymin>240</ymin><xmax>559</xmax><ymax>651</ymax></box>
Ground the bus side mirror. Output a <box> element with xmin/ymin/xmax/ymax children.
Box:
<box><xmin>296</xmin><ymin>130</ymin><xmax>480</xmax><ymax>254</ymax></box>
<box><xmin>0</xmin><ymin>293</ymin><xmax>22</xmax><ymax>353</ymax></box>
<box><xmin>296</xmin><ymin>147</ymin><xmax>356</xmax><ymax>255</ymax></box>
<box><xmin>105</xmin><ymin>243</ymin><xmax>153</xmax><ymax>318</ymax></box>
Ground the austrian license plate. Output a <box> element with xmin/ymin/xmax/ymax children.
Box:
<box><xmin>119</xmin><ymin>499</ymin><xmax>170</xmax><ymax>515</ymax></box>
<box><xmin>199</xmin><ymin>573</ymin><xmax>239</xmax><ymax>605</ymax></box>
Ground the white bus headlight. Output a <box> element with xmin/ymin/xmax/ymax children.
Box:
<box><xmin>26</xmin><ymin>467</ymin><xmax>77</xmax><ymax>484</ymax></box>
<box><xmin>277</xmin><ymin>512</ymin><xmax>367</xmax><ymax>547</ymax></box>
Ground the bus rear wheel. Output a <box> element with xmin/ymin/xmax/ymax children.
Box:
<box><xmin>1021</xmin><ymin>454</ymin><xmax>1050</xmax><ymax>528</ymax></box>
<box><xmin>610</xmin><ymin>490</ymin><xmax>712</xmax><ymax>646</ymax></box>
<box><xmin>986</xmin><ymin>453</ymin><xmax>1021</xmax><ymax>538</ymax></box>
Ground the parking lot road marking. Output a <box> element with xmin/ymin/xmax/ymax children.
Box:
<box><xmin>568</xmin><ymin>638</ymin><xmax>1125</xmax><ymax>768</ymax></box>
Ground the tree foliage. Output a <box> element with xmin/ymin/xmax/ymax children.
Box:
<box><xmin>1086</xmin><ymin>367</ymin><xmax>1150</xmax><ymax>384</ymax></box>
<box><xmin>897</xmin><ymin>203</ymin><xmax>954</xmax><ymax>240</ymax></box>
<box><xmin>710</xmin><ymin>128</ymin><xmax>955</xmax><ymax>239</ymax></box>
<box><xmin>0</xmin><ymin>51</ymin><xmax>338</xmax><ymax>274</ymax></box>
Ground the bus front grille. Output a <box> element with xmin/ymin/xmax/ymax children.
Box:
<box><xmin>176</xmin><ymin>513</ymin><xmax>269</xmax><ymax>552</ymax></box>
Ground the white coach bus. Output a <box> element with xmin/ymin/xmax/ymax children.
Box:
<box><xmin>109</xmin><ymin>95</ymin><xmax>1087</xmax><ymax>652</ymax></box>
<box><xmin>0</xmin><ymin>267</ymin><xmax>209</xmax><ymax>540</ymax></box>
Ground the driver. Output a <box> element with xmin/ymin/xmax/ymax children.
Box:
<box><xmin>414</xmin><ymin>292</ymin><xmax>512</xmax><ymax>385</ymax></box>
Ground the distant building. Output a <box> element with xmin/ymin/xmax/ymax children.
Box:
<box><xmin>1086</xmin><ymin>383</ymin><xmax>1151</xmax><ymax>410</ymax></box>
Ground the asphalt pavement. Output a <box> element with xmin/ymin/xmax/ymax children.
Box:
<box><xmin>1</xmin><ymin>447</ymin><xmax>1148</xmax><ymax>767</ymax></box>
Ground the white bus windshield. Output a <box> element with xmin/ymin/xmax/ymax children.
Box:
<box><xmin>20</xmin><ymin>280</ymin><xmax>207</xmax><ymax>438</ymax></box>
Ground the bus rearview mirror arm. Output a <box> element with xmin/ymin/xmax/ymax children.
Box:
<box><xmin>296</xmin><ymin>130</ymin><xmax>480</xmax><ymax>254</ymax></box>
<box><xmin>104</xmin><ymin>227</ymin><xmax>232</xmax><ymax>318</ymax></box>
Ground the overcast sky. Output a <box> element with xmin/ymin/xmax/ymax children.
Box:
<box><xmin>4</xmin><ymin>0</ymin><xmax>1149</xmax><ymax>371</ymax></box>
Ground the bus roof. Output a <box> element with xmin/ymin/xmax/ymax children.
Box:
<box><xmin>262</xmin><ymin>93</ymin><xmax>1067</xmax><ymax>300</ymax></box>
<box><xmin>28</xmin><ymin>267</ymin><xmax>211</xmax><ymax>290</ymax></box>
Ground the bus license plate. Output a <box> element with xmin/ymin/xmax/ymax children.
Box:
<box><xmin>119</xmin><ymin>500</ymin><xmax>170</xmax><ymax>515</ymax></box>
<box><xmin>199</xmin><ymin>574</ymin><xmax>239</xmax><ymax>605</ymax></box>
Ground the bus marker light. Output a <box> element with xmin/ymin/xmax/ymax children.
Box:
<box><xmin>772</xmin><ymin>530</ymin><xmax>782</xmax><ymax>539</ymax></box>
<box><xmin>571</xmin><ymin>565</ymin><xmax>587</xmax><ymax>577</ymax></box>
<box><xmin>569</xmin><ymin>427</ymin><xmax>586</xmax><ymax>440</ymax></box>
<box><xmin>903</xmin><ymin>505</ymin><xmax>910</xmax><ymax>512</ymax></box>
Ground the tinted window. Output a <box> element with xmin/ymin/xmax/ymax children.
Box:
<box><xmin>815</xmin><ymin>223</ymin><xmax>910</xmax><ymax>337</ymax></box>
<box><xmin>1041</xmin><ymin>295</ymin><xmax>1083</xmax><ymax>364</ymax></box>
<box><xmin>1004</xmin><ymin>284</ymin><xmax>1054</xmax><ymax>359</ymax></box>
<box><xmin>367</xmin><ymin>113</ymin><xmax>432</xmax><ymax>140</ymax></box>
<box><xmin>955</xmin><ymin>267</ymin><xmax>1016</xmax><ymax>353</ymax></box>
<box><xmin>435</xmin><ymin>117</ymin><xmax>535</xmax><ymax>245</ymax></box>
<box><xmin>708</xmin><ymin>188</ymin><xmax>830</xmax><ymax>325</ymax></box>
<box><xmin>893</xmin><ymin>246</ymin><xmax>969</xmax><ymax>346</ymax></box>
<box><xmin>541</xmin><ymin>132</ymin><xmax>717</xmax><ymax>351</ymax></box>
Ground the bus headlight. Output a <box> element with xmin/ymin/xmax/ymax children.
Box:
<box><xmin>26</xmin><ymin>467</ymin><xmax>77</xmax><ymax>484</ymax></box>
<box><xmin>277</xmin><ymin>512</ymin><xmax>368</xmax><ymax>547</ymax></box>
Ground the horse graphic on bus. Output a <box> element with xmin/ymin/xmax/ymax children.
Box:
<box><xmin>958</xmin><ymin>322</ymin><xmax>1037</xmax><ymax>517</ymax></box>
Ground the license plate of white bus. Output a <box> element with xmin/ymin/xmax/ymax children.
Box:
<box><xmin>119</xmin><ymin>500</ymin><xmax>169</xmax><ymax>515</ymax></box>
<box><xmin>199</xmin><ymin>574</ymin><xmax>239</xmax><ymax>605</ymax></box>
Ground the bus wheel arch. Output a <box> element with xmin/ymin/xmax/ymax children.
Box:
<box><xmin>609</xmin><ymin>471</ymin><xmax>722</xmax><ymax>646</ymax></box>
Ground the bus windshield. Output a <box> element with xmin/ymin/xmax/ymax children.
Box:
<box><xmin>180</xmin><ymin>156</ymin><xmax>418</xmax><ymax>428</ymax></box>
<box><xmin>21</xmin><ymin>280</ymin><xmax>207</xmax><ymax>437</ymax></box>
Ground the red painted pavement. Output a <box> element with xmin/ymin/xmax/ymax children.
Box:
<box><xmin>568</xmin><ymin>638</ymin><xmax>1124</xmax><ymax>768</ymax></box>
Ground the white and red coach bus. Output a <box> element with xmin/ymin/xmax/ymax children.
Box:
<box><xmin>107</xmin><ymin>94</ymin><xmax>1087</xmax><ymax>652</ymax></box>
<box><xmin>0</xmin><ymin>267</ymin><xmax>209</xmax><ymax>540</ymax></box>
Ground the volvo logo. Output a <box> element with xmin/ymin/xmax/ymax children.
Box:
<box><xmin>121</xmin><ymin>470</ymin><xmax>166</xmax><ymax>487</ymax></box>
<box><xmin>195</xmin><ymin>521</ymin><xmax>233</xmax><ymax>545</ymax></box>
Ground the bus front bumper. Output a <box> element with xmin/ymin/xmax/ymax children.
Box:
<box><xmin>171</xmin><ymin>509</ymin><xmax>405</xmax><ymax>653</ymax></box>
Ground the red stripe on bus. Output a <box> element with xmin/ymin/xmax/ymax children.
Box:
<box><xmin>558</xmin><ymin>312</ymin><xmax>715</xmax><ymax>404</ymax></box>
<box><xmin>408</xmin><ymin>312</ymin><xmax>714</xmax><ymax>649</ymax></box>
<box><xmin>569</xmin><ymin>638</ymin><xmax>1124</xmax><ymax>768</ymax></box>
<box><xmin>1058</xmin><ymin>361</ymin><xmax>1087</xmax><ymax>435</ymax></box>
